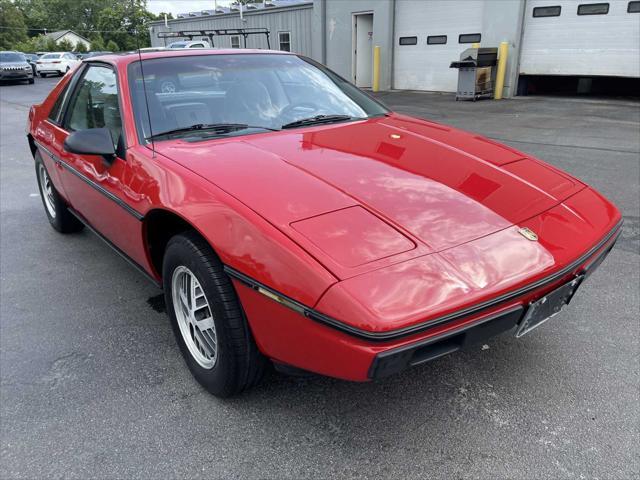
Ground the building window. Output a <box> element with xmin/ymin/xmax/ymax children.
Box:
<box><xmin>230</xmin><ymin>36</ymin><xmax>240</xmax><ymax>48</ymax></box>
<box><xmin>577</xmin><ymin>3</ymin><xmax>609</xmax><ymax>15</ymax></box>
<box><xmin>533</xmin><ymin>5</ymin><xmax>562</xmax><ymax>17</ymax></box>
<box><xmin>459</xmin><ymin>33</ymin><xmax>481</xmax><ymax>44</ymax></box>
<box><xmin>278</xmin><ymin>32</ymin><xmax>291</xmax><ymax>52</ymax></box>
<box><xmin>399</xmin><ymin>36</ymin><xmax>417</xmax><ymax>46</ymax></box>
<box><xmin>628</xmin><ymin>1</ymin><xmax>640</xmax><ymax>12</ymax></box>
<box><xmin>427</xmin><ymin>35</ymin><xmax>447</xmax><ymax>45</ymax></box>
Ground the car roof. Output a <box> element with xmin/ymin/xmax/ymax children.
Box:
<box><xmin>88</xmin><ymin>49</ymin><xmax>295</xmax><ymax>68</ymax></box>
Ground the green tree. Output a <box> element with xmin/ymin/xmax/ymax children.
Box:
<box><xmin>57</xmin><ymin>38</ymin><xmax>74</xmax><ymax>52</ymax></box>
<box><xmin>0</xmin><ymin>0</ymin><xmax>29</xmax><ymax>50</ymax></box>
<box><xmin>97</xmin><ymin>0</ymin><xmax>156</xmax><ymax>51</ymax></box>
<box><xmin>15</xmin><ymin>34</ymin><xmax>45</xmax><ymax>52</ymax></box>
<box><xmin>90</xmin><ymin>35</ymin><xmax>105</xmax><ymax>52</ymax></box>
<box><xmin>43</xmin><ymin>37</ymin><xmax>58</xmax><ymax>52</ymax></box>
<box><xmin>75</xmin><ymin>42</ymin><xmax>87</xmax><ymax>53</ymax></box>
<box><xmin>11</xmin><ymin>0</ymin><xmax>160</xmax><ymax>49</ymax></box>
<box><xmin>13</xmin><ymin>0</ymin><xmax>113</xmax><ymax>37</ymax></box>
<box><xmin>105</xmin><ymin>39</ymin><xmax>119</xmax><ymax>52</ymax></box>
<box><xmin>12</xmin><ymin>37</ymin><xmax>37</xmax><ymax>53</ymax></box>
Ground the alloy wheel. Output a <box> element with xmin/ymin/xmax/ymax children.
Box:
<box><xmin>171</xmin><ymin>266</ymin><xmax>218</xmax><ymax>369</ymax></box>
<box><xmin>38</xmin><ymin>163</ymin><xmax>56</xmax><ymax>218</ymax></box>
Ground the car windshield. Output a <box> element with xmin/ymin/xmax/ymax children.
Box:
<box><xmin>169</xmin><ymin>43</ymin><xmax>187</xmax><ymax>48</ymax></box>
<box><xmin>0</xmin><ymin>52</ymin><xmax>26</xmax><ymax>62</ymax></box>
<box><xmin>41</xmin><ymin>53</ymin><xmax>62</xmax><ymax>59</ymax></box>
<box><xmin>128</xmin><ymin>53</ymin><xmax>388</xmax><ymax>141</ymax></box>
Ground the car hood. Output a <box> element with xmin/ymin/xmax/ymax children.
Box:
<box><xmin>154</xmin><ymin>113</ymin><xmax>585</xmax><ymax>279</ymax></box>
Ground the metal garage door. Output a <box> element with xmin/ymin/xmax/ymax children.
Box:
<box><xmin>520</xmin><ymin>0</ymin><xmax>640</xmax><ymax>77</ymax></box>
<box><xmin>393</xmin><ymin>0</ymin><xmax>484</xmax><ymax>92</ymax></box>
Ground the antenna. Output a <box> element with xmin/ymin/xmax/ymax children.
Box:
<box><xmin>133</xmin><ymin>0</ymin><xmax>155</xmax><ymax>156</ymax></box>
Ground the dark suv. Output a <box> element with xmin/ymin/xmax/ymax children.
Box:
<box><xmin>0</xmin><ymin>51</ymin><xmax>34</xmax><ymax>84</ymax></box>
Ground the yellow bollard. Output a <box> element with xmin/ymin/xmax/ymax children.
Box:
<box><xmin>372</xmin><ymin>46</ymin><xmax>380</xmax><ymax>92</ymax></box>
<box><xmin>494</xmin><ymin>41</ymin><xmax>509</xmax><ymax>100</ymax></box>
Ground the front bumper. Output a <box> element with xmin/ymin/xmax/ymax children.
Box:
<box><xmin>0</xmin><ymin>70</ymin><xmax>33</xmax><ymax>80</ymax></box>
<box><xmin>232</xmin><ymin>217</ymin><xmax>621</xmax><ymax>382</ymax></box>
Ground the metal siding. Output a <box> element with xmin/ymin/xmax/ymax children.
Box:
<box><xmin>322</xmin><ymin>0</ymin><xmax>395</xmax><ymax>89</ymax></box>
<box><xmin>149</xmin><ymin>5</ymin><xmax>313</xmax><ymax>55</ymax></box>
<box><xmin>392</xmin><ymin>0</ymin><xmax>485</xmax><ymax>92</ymax></box>
<box><xmin>520</xmin><ymin>0</ymin><xmax>640</xmax><ymax>77</ymax></box>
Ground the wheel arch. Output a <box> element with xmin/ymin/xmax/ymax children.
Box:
<box><xmin>27</xmin><ymin>134</ymin><xmax>37</xmax><ymax>158</ymax></box>
<box><xmin>143</xmin><ymin>208</ymin><xmax>218</xmax><ymax>280</ymax></box>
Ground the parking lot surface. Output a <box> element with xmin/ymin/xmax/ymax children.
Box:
<box><xmin>1</xmin><ymin>77</ymin><xmax>639</xmax><ymax>479</ymax></box>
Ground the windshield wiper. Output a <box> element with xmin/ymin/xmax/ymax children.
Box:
<box><xmin>280</xmin><ymin>115</ymin><xmax>364</xmax><ymax>130</ymax></box>
<box><xmin>146</xmin><ymin>123</ymin><xmax>279</xmax><ymax>140</ymax></box>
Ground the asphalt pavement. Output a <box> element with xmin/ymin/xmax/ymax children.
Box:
<box><xmin>1</xmin><ymin>77</ymin><xmax>639</xmax><ymax>479</ymax></box>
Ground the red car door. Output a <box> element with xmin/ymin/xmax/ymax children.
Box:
<box><xmin>54</xmin><ymin>63</ymin><xmax>147</xmax><ymax>267</ymax></box>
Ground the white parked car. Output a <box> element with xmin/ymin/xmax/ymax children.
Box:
<box><xmin>35</xmin><ymin>52</ymin><xmax>80</xmax><ymax>77</ymax></box>
<box><xmin>167</xmin><ymin>40</ymin><xmax>210</xmax><ymax>49</ymax></box>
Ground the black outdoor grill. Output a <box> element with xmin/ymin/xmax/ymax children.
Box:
<box><xmin>450</xmin><ymin>47</ymin><xmax>498</xmax><ymax>101</ymax></box>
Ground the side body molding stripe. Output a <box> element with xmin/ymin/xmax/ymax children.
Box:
<box><xmin>33</xmin><ymin>139</ymin><xmax>144</xmax><ymax>221</ymax></box>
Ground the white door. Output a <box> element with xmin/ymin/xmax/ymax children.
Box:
<box><xmin>520</xmin><ymin>0</ymin><xmax>640</xmax><ymax>78</ymax></box>
<box><xmin>354</xmin><ymin>13</ymin><xmax>374</xmax><ymax>88</ymax></box>
<box><xmin>393</xmin><ymin>0</ymin><xmax>484</xmax><ymax>92</ymax></box>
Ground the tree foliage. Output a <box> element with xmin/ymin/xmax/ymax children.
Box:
<box><xmin>11</xmin><ymin>34</ymin><xmax>56</xmax><ymax>53</ymax></box>
<box><xmin>4</xmin><ymin>0</ymin><xmax>164</xmax><ymax>52</ymax></box>
<box><xmin>97</xmin><ymin>0</ymin><xmax>156</xmax><ymax>51</ymax></box>
<box><xmin>0</xmin><ymin>0</ymin><xmax>29</xmax><ymax>50</ymax></box>
<box><xmin>105</xmin><ymin>39</ymin><xmax>119</xmax><ymax>52</ymax></box>
<box><xmin>57</xmin><ymin>38</ymin><xmax>74</xmax><ymax>52</ymax></box>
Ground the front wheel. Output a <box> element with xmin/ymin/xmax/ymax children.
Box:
<box><xmin>39</xmin><ymin>72</ymin><xmax>46</xmax><ymax>78</ymax></box>
<box><xmin>35</xmin><ymin>152</ymin><xmax>83</xmax><ymax>233</ymax></box>
<box><xmin>163</xmin><ymin>232</ymin><xmax>266</xmax><ymax>397</ymax></box>
<box><xmin>28</xmin><ymin>78</ymin><xmax>34</xmax><ymax>84</ymax></box>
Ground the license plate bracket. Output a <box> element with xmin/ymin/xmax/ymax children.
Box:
<box><xmin>515</xmin><ymin>275</ymin><xmax>584</xmax><ymax>338</ymax></box>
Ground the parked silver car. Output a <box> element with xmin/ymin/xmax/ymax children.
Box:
<box><xmin>0</xmin><ymin>51</ymin><xmax>34</xmax><ymax>84</ymax></box>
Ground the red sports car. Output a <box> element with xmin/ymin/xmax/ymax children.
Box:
<box><xmin>27</xmin><ymin>50</ymin><xmax>621</xmax><ymax>397</ymax></box>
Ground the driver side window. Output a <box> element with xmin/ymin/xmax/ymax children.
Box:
<box><xmin>65</xmin><ymin>65</ymin><xmax>122</xmax><ymax>148</ymax></box>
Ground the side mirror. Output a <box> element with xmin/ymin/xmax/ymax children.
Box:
<box><xmin>63</xmin><ymin>128</ymin><xmax>116</xmax><ymax>163</ymax></box>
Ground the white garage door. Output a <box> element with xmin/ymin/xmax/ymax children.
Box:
<box><xmin>520</xmin><ymin>0</ymin><xmax>640</xmax><ymax>77</ymax></box>
<box><xmin>393</xmin><ymin>0</ymin><xmax>484</xmax><ymax>92</ymax></box>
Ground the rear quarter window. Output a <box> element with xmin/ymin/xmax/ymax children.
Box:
<box><xmin>47</xmin><ymin>82</ymin><xmax>70</xmax><ymax>125</ymax></box>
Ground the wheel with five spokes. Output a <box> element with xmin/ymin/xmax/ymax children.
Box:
<box><xmin>163</xmin><ymin>231</ymin><xmax>266</xmax><ymax>397</ymax></box>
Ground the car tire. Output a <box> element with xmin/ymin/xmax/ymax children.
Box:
<box><xmin>28</xmin><ymin>78</ymin><xmax>34</xmax><ymax>84</ymax></box>
<box><xmin>39</xmin><ymin>72</ymin><xmax>46</xmax><ymax>78</ymax></box>
<box><xmin>35</xmin><ymin>152</ymin><xmax>84</xmax><ymax>233</ymax></box>
<box><xmin>163</xmin><ymin>232</ymin><xmax>266</xmax><ymax>397</ymax></box>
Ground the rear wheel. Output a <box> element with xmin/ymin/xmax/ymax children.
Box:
<box><xmin>35</xmin><ymin>152</ymin><xmax>83</xmax><ymax>233</ymax></box>
<box><xmin>39</xmin><ymin>72</ymin><xmax>46</xmax><ymax>78</ymax></box>
<box><xmin>163</xmin><ymin>232</ymin><xmax>266</xmax><ymax>397</ymax></box>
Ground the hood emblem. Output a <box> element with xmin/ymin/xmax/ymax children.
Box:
<box><xmin>518</xmin><ymin>227</ymin><xmax>538</xmax><ymax>241</ymax></box>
